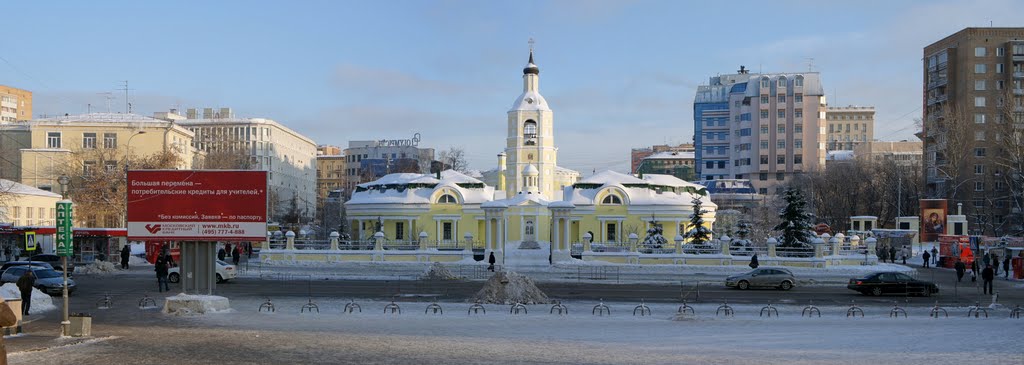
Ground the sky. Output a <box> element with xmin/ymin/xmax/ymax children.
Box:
<box><xmin>1</xmin><ymin>0</ymin><xmax>1019</xmax><ymax>174</ymax></box>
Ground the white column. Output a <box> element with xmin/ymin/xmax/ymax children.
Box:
<box><xmin>553</xmin><ymin>218</ymin><xmax>560</xmax><ymax>252</ymax></box>
<box><xmin>485</xmin><ymin>219</ymin><xmax>492</xmax><ymax>251</ymax></box>
<box><xmin>564</xmin><ymin>218</ymin><xmax>571</xmax><ymax>251</ymax></box>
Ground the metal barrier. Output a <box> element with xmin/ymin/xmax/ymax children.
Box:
<box><xmin>301</xmin><ymin>298</ymin><xmax>319</xmax><ymax>313</ymax></box>
<box><xmin>510</xmin><ymin>303</ymin><xmax>528</xmax><ymax>315</ymax></box>
<box><xmin>592</xmin><ymin>300</ymin><xmax>611</xmax><ymax>316</ymax></box>
<box><xmin>633</xmin><ymin>299</ymin><xmax>651</xmax><ymax>316</ymax></box>
<box><xmin>801</xmin><ymin>301</ymin><xmax>820</xmax><ymax>317</ymax></box>
<box><xmin>259</xmin><ymin>298</ymin><xmax>275</xmax><ymax>312</ymax></box>
<box><xmin>137</xmin><ymin>295</ymin><xmax>157</xmax><ymax>309</ymax></box>
<box><xmin>760</xmin><ymin>303</ymin><xmax>779</xmax><ymax>317</ymax></box>
<box><xmin>96</xmin><ymin>293</ymin><xmax>113</xmax><ymax>309</ymax></box>
<box><xmin>344</xmin><ymin>300</ymin><xmax>361</xmax><ymax>313</ymax></box>
<box><xmin>384</xmin><ymin>301</ymin><xmax>401</xmax><ymax>314</ymax></box>
<box><xmin>929</xmin><ymin>302</ymin><xmax>947</xmax><ymax>318</ymax></box>
<box><xmin>889</xmin><ymin>302</ymin><xmax>907</xmax><ymax>318</ymax></box>
<box><xmin>550</xmin><ymin>301</ymin><xmax>568</xmax><ymax>316</ymax></box>
<box><xmin>716</xmin><ymin>302</ymin><xmax>734</xmax><ymax>317</ymax></box>
<box><xmin>576</xmin><ymin>266</ymin><xmax>620</xmax><ymax>283</ymax></box>
<box><xmin>425</xmin><ymin>301</ymin><xmax>443</xmax><ymax>315</ymax></box>
<box><xmin>847</xmin><ymin>302</ymin><xmax>864</xmax><ymax>318</ymax></box>
<box><xmin>468</xmin><ymin>300</ymin><xmax>486</xmax><ymax>315</ymax></box>
<box><xmin>677</xmin><ymin>301</ymin><xmax>694</xmax><ymax>317</ymax></box>
<box><xmin>967</xmin><ymin>302</ymin><xmax>989</xmax><ymax>318</ymax></box>
<box><xmin>1010</xmin><ymin>305</ymin><xmax>1021</xmax><ymax>319</ymax></box>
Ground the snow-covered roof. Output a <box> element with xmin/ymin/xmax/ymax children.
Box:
<box><xmin>578</xmin><ymin>170</ymin><xmax>645</xmax><ymax>185</ymax></box>
<box><xmin>347</xmin><ymin>170</ymin><xmax>492</xmax><ymax>206</ymax></box>
<box><xmin>509</xmin><ymin>91</ymin><xmax>551</xmax><ymax>112</ymax></box>
<box><xmin>0</xmin><ymin>179</ymin><xmax>61</xmax><ymax>198</ymax></box>
<box><xmin>641</xmin><ymin>174</ymin><xmax>703</xmax><ymax>189</ymax></box>
<box><xmin>35</xmin><ymin>112</ymin><xmax>166</xmax><ymax>124</ymax></box>
<box><xmin>565</xmin><ymin>171</ymin><xmax>715</xmax><ymax>208</ymax></box>
<box><xmin>497</xmin><ymin>192</ymin><xmax>552</xmax><ymax>207</ymax></box>
<box><xmin>644</xmin><ymin>151</ymin><xmax>695</xmax><ymax>160</ymax></box>
<box><xmin>827</xmin><ymin>150</ymin><xmax>855</xmax><ymax>161</ymax></box>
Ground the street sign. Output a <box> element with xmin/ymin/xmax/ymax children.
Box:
<box><xmin>56</xmin><ymin>201</ymin><xmax>73</xmax><ymax>257</ymax></box>
<box><xmin>25</xmin><ymin>231</ymin><xmax>36</xmax><ymax>252</ymax></box>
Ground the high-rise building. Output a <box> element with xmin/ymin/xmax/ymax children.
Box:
<box><xmin>922</xmin><ymin>27</ymin><xmax>1024</xmax><ymax>235</ymax></box>
<box><xmin>694</xmin><ymin>67</ymin><xmax>827</xmax><ymax>195</ymax></box>
<box><xmin>825</xmin><ymin>106</ymin><xmax>875</xmax><ymax>151</ymax></box>
<box><xmin>0</xmin><ymin>85</ymin><xmax>32</xmax><ymax>123</ymax></box>
<box><xmin>342</xmin><ymin>136</ymin><xmax>435</xmax><ymax>192</ymax></box>
<box><xmin>316</xmin><ymin>145</ymin><xmax>346</xmax><ymax>206</ymax></box>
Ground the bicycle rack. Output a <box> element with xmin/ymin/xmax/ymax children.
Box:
<box><xmin>716</xmin><ymin>301</ymin><xmax>734</xmax><ymax>318</ymax></box>
<box><xmin>677</xmin><ymin>300</ymin><xmax>694</xmax><ymax>317</ymax></box>
<box><xmin>343</xmin><ymin>299</ymin><xmax>361</xmax><ymax>314</ymax></box>
<box><xmin>137</xmin><ymin>295</ymin><xmax>157</xmax><ymax>309</ymax></box>
<box><xmin>593</xmin><ymin>299</ymin><xmax>611</xmax><ymax>316</ymax></box>
<box><xmin>550</xmin><ymin>300</ymin><xmax>568</xmax><ymax>316</ymax></box>
<box><xmin>384</xmin><ymin>301</ymin><xmax>402</xmax><ymax>314</ymax></box>
<box><xmin>1010</xmin><ymin>305</ymin><xmax>1021</xmax><ymax>319</ymax></box>
<box><xmin>846</xmin><ymin>301</ymin><xmax>864</xmax><ymax>318</ymax></box>
<box><xmin>468</xmin><ymin>300</ymin><xmax>486</xmax><ymax>315</ymax></box>
<box><xmin>633</xmin><ymin>299</ymin><xmax>651</xmax><ymax>317</ymax></box>
<box><xmin>801</xmin><ymin>300</ymin><xmax>820</xmax><ymax>318</ymax></box>
<box><xmin>96</xmin><ymin>293</ymin><xmax>113</xmax><ymax>309</ymax></box>
<box><xmin>300</xmin><ymin>298</ymin><xmax>319</xmax><ymax>314</ymax></box>
<box><xmin>510</xmin><ymin>303</ymin><xmax>528</xmax><ymax>315</ymax></box>
<box><xmin>889</xmin><ymin>302</ymin><xmax>907</xmax><ymax>318</ymax></box>
<box><xmin>259</xmin><ymin>298</ymin><xmax>275</xmax><ymax>313</ymax></box>
<box><xmin>929</xmin><ymin>301</ymin><xmax>947</xmax><ymax>318</ymax></box>
<box><xmin>759</xmin><ymin>303</ymin><xmax>779</xmax><ymax>318</ymax></box>
<box><xmin>425</xmin><ymin>301</ymin><xmax>443</xmax><ymax>315</ymax></box>
<box><xmin>967</xmin><ymin>302</ymin><xmax>988</xmax><ymax>318</ymax></box>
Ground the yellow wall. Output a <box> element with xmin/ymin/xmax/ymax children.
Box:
<box><xmin>0</xmin><ymin>189</ymin><xmax>61</xmax><ymax>226</ymax></box>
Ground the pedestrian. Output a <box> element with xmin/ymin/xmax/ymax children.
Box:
<box><xmin>981</xmin><ymin>264</ymin><xmax>995</xmax><ymax>294</ymax></box>
<box><xmin>901</xmin><ymin>247</ymin><xmax>908</xmax><ymax>265</ymax></box>
<box><xmin>224</xmin><ymin>243</ymin><xmax>232</xmax><ymax>257</ymax></box>
<box><xmin>749</xmin><ymin>253</ymin><xmax>759</xmax><ymax>269</ymax></box>
<box><xmin>878</xmin><ymin>247</ymin><xmax>888</xmax><ymax>263</ymax></box>
<box><xmin>982</xmin><ymin>252</ymin><xmax>991</xmax><ymax>269</ymax></box>
<box><xmin>155</xmin><ymin>255</ymin><xmax>170</xmax><ymax>292</ymax></box>
<box><xmin>487</xmin><ymin>252</ymin><xmax>496</xmax><ymax>272</ymax></box>
<box><xmin>971</xmin><ymin>267</ymin><xmax>977</xmax><ymax>283</ymax></box>
<box><xmin>991</xmin><ymin>254</ymin><xmax>1000</xmax><ymax>276</ymax></box>
<box><xmin>16</xmin><ymin>270</ymin><xmax>35</xmax><ymax>316</ymax></box>
<box><xmin>3</xmin><ymin>246</ymin><xmax>10</xmax><ymax>261</ymax></box>
<box><xmin>0</xmin><ymin>293</ymin><xmax>19</xmax><ymax>363</ymax></box>
<box><xmin>954</xmin><ymin>259</ymin><xmax>966</xmax><ymax>282</ymax></box>
<box><xmin>1004</xmin><ymin>256</ymin><xmax>1011</xmax><ymax>279</ymax></box>
<box><xmin>922</xmin><ymin>250</ymin><xmax>931</xmax><ymax>268</ymax></box>
<box><xmin>217</xmin><ymin>246</ymin><xmax>226</xmax><ymax>261</ymax></box>
<box><xmin>246</xmin><ymin>243</ymin><xmax>253</xmax><ymax>259</ymax></box>
<box><xmin>232</xmin><ymin>245</ymin><xmax>241</xmax><ymax>266</ymax></box>
<box><xmin>888</xmin><ymin>246</ymin><xmax>896</xmax><ymax>264</ymax></box>
<box><xmin>120</xmin><ymin>245</ymin><xmax>131</xmax><ymax>270</ymax></box>
<box><xmin>931</xmin><ymin>247</ymin><xmax>938</xmax><ymax>265</ymax></box>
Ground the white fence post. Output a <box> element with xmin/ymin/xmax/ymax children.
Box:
<box><xmin>285</xmin><ymin>231</ymin><xmax>296</xmax><ymax>250</ymax></box>
<box><xmin>330</xmin><ymin>231</ymin><xmax>340</xmax><ymax>250</ymax></box>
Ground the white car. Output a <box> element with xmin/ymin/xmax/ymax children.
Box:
<box><xmin>168</xmin><ymin>260</ymin><xmax>237</xmax><ymax>283</ymax></box>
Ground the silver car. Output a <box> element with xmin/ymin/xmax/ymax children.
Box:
<box><xmin>725</xmin><ymin>268</ymin><xmax>796</xmax><ymax>290</ymax></box>
<box><xmin>0</xmin><ymin>266</ymin><xmax>77</xmax><ymax>295</ymax></box>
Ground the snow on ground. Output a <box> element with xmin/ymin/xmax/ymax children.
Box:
<box><xmin>0</xmin><ymin>283</ymin><xmax>55</xmax><ymax>314</ymax></box>
<box><xmin>127</xmin><ymin>256</ymin><xmax>151</xmax><ymax>266</ymax></box>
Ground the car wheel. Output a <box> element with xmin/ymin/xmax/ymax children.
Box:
<box><xmin>779</xmin><ymin>281</ymin><xmax>793</xmax><ymax>291</ymax></box>
<box><xmin>216</xmin><ymin>274</ymin><xmax>224</xmax><ymax>283</ymax></box>
<box><xmin>737</xmin><ymin>280</ymin><xmax>750</xmax><ymax>290</ymax></box>
<box><xmin>168</xmin><ymin>273</ymin><xmax>180</xmax><ymax>283</ymax></box>
<box><xmin>871</xmin><ymin>287</ymin><xmax>883</xmax><ymax>296</ymax></box>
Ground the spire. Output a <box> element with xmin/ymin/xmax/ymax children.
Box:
<box><xmin>523</xmin><ymin>38</ymin><xmax>539</xmax><ymax>75</ymax></box>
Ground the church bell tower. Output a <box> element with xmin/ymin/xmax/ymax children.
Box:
<box><xmin>504</xmin><ymin>43</ymin><xmax>558</xmax><ymax>198</ymax></box>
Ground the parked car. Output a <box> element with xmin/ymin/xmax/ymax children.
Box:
<box><xmin>726</xmin><ymin>268</ymin><xmax>796</xmax><ymax>290</ymax></box>
<box><xmin>0</xmin><ymin>266</ymin><xmax>77</xmax><ymax>295</ymax></box>
<box><xmin>29</xmin><ymin>254</ymin><xmax>75</xmax><ymax>273</ymax></box>
<box><xmin>0</xmin><ymin>261</ymin><xmax>54</xmax><ymax>276</ymax></box>
<box><xmin>168</xmin><ymin>260</ymin><xmax>237</xmax><ymax>284</ymax></box>
<box><xmin>847</xmin><ymin>272</ymin><xmax>939</xmax><ymax>296</ymax></box>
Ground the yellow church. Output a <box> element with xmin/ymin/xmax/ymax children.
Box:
<box><xmin>344</xmin><ymin>50</ymin><xmax>716</xmax><ymax>266</ymax></box>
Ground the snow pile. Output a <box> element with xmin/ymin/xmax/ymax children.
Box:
<box><xmin>420</xmin><ymin>262</ymin><xmax>459</xmax><ymax>281</ymax></box>
<box><xmin>473</xmin><ymin>271</ymin><xmax>549</xmax><ymax>304</ymax></box>
<box><xmin>128</xmin><ymin>256</ymin><xmax>151</xmax><ymax>266</ymax></box>
<box><xmin>163</xmin><ymin>294</ymin><xmax>231</xmax><ymax>316</ymax></box>
<box><xmin>0</xmin><ymin>283</ymin><xmax>56</xmax><ymax>314</ymax></box>
<box><xmin>79</xmin><ymin>261</ymin><xmax>118</xmax><ymax>275</ymax></box>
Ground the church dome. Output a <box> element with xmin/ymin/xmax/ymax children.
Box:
<box><xmin>523</xmin><ymin>51</ymin><xmax>539</xmax><ymax>75</ymax></box>
<box><xmin>523</xmin><ymin>164</ymin><xmax>539</xmax><ymax>176</ymax></box>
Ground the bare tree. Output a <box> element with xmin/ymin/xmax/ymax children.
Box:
<box><xmin>201</xmin><ymin>149</ymin><xmax>253</xmax><ymax>170</ymax></box>
<box><xmin>989</xmin><ymin>89</ymin><xmax>1024</xmax><ymax>235</ymax></box>
<box><xmin>931</xmin><ymin>105</ymin><xmax>974</xmax><ymax>200</ymax></box>
<box><xmin>437</xmin><ymin>146</ymin><xmax>469</xmax><ymax>173</ymax></box>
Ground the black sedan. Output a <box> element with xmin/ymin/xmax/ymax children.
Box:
<box><xmin>847</xmin><ymin>272</ymin><xmax>939</xmax><ymax>296</ymax></box>
<box><xmin>30</xmin><ymin>254</ymin><xmax>75</xmax><ymax>273</ymax></box>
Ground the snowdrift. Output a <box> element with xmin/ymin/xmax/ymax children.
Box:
<box><xmin>0</xmin><ymin>283</ymin><xmax>56</xmax><ymax>314</ymax></box>
<box><xmin>473</xmin><ymin>271</ymin><xmax>549</xmax><ymax>304</ymax></box>
<box><xmin>420</xmin><ymin>262</ymin><xmax>459</xmax><ymax>281</ymax></box>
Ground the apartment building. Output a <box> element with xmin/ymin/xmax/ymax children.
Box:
<box><xmin>342</xmin><ymin>135</ymin><xmax>434</xmax><ymax>192</ymax></box>
<box><xmin>316</xmin><ymin>145</ymin><xmax>346</xmax><ymax>206</ymax></box>
<box><xmin>853</xmin><ymin>141</ymin><xmax>923</xmax><ymax>168</ymax></box>
<box><xmin>0</xmin><ymin>85</ymin><xmax>32</xmax><ymax>123</ymax></box>
<box><xmin>630</xmin><ymin>143</ymin><xmax>693</xmax><ymax>174</ymax></box>
<box><xmin>825</xmin><ymin>106</ymin><xmax>875</xmax><ymax>151</ymax></box>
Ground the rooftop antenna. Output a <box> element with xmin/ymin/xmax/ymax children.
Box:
<box><xmin>97</xmin><ymin>92</ymin><xmax>114</xmax><ymax>113</ymax></box>
<box><xmin>806</xmin><ymin>58</ymin><xmax>815</xmax><ymax>72</ymax></box>
<box><xmin>117</xmin><ymin>80</ymin><xmax>134</xmax><ymax>114</ymax></box>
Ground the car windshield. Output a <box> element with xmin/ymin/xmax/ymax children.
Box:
<box><xmin>32</xmin><ymin>269</ymin><xmax>62</xmax><ymax>279</ymax></box>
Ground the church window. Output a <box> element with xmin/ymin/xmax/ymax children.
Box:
<box><xmin>606</xmin><ymin>223</ymin><xmax>617</xmax><ymax>242</ymax></box>
<box><xmin>601</xmin><ymin>195</ymin><xmax>622</xmax><ymax>205</ymax></box>
<box><xmin>523</xmin><ymin>120</ymin><xmax>538</xmax><ymax>146</ymax></box>
<box><xmin>442</xmin><ymin>222</ymin><xmax>452</xmax><ymax>240</ymax></box>
<box><xmin>437</xmin><ymin>194</ymin><xmax>458</xmax><ymax>204</ymax></box>
<box><xmin>525</xmin><ymin>221</ymin><xmax>535</xmax><ymax>235</ymax></box>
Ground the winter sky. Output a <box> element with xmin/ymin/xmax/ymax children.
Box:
<box><xmin>2</xmin><ymin>0</ymin><xmax>1019</xmax><ymax>174</ymax></box>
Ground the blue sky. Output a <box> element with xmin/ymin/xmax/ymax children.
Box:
<box><xmin>2</xmin><ymin>0</ymin><xmax>1018</xmax><ymax>173</ymax></box>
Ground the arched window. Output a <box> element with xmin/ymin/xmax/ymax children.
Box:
<box><xmin>795</xmin><ymin>75</ymin><xmax>804</xmax><ymax>87</ymax></box>
<box><xmin>523</xmin><ymin>120</ymin><xmax>537</xmax><ymax>145</ymax></box>
<box><xmin>437</xmin><ymin>194</ymin><xmax>458</xmax><ymax>204</ymax></box>
<box><xmin>601</xmin><ymin>195</ymin><xmax>623</xmax><ymax>205</ymax></box>
<box><xmin>760</xmin><ymin>77</ymin><xmax>770</xmax><ymax>88</ymax></box>
<box><xmin>777</xmin><ymin>76</ymin><xmax>786</xmax><ymax>87</ymax></box>
<box><xmin>525</xmin><ymin>221</ymin><xmax>535</xmax><ymax>235</ymax></box>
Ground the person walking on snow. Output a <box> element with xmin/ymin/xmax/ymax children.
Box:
<box><xmin>991</xmin><ymin>254</ymin><xmax>1000</xmax><ymax>276</ymax></box>
<box><xmin>954</xmin><ymin>259</ymin><xmax>966</xmax><ymax>282</ymax></box>
<box><xmin>16</xmin><ymin>270</ymin><xmax>35</xmax><ymax>316</ymax></box>
<box><xmin>931</xmin><ymin>247</ymin><xmax>938</xmax><ymax>265</ymax></box>
<box><xmin>487</xmin><ymin>252</ymin><xmax>496</xmax><ymax>272</ymax></box>
<box><xmin>749</xmin><ymin>254</ymin><xmax>759</xmax><ymax>269</ymax></box>
<box><xmin>888</xmin><ymin>246</ymin><xmax>897</xmax><ymax>264</ymax></box>
<box><xmin>901</xmin><ymin>247</ymin><xmax>909</xmax><ymax>265</ymax></box>
<box><xmin>232</xmin><ymin>245</ymin><xmax>241</xmax><ymax>266</ymax></box>
<box><xmin>120</xmin><ymin>245</ymin><xmax>131</xmax><ymax>270</ymax></box>
<box><xmin>1004</xmin><ymin>256</ymin><xmax>1011</xmax><ymax>279</ymax></box>
<box><xmin>217</xmin><ymin>246</ymin><xmax>226</xmax><ymax>261</ymax></box>
<box><xmin>155</xmin><ymin>255</ymin><xmax>170</xmax><ymax>292</ymax></box>
<box><xmin>981</xmin><ymin>265</ymin><xmax>995</xmax><ymax>294</ymax></box>
<box><xmin>922</xmin><ymin>250</ymin><xmax>931</xmax><ymax>268</ymax></box>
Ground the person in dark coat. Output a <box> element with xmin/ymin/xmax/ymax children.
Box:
<box><xmin>930</xmin><ymin>247</ymin><xmax>938</xmax><ymax>265</ymax></box>
<box><xmin>878</xmin><ymin>247</ymin><xmax>888</xmax><ymax>263</ymax></box>
<box><xmin>922</xmin><ymin>250</ymin><xmax>931</xmax><ymax>268</ymax></box>
<box><xmin>954</xmin><ymin>259</ymin><xmax>966</xmax><ymax>282</ymax></box>
<box><xmin>888</xmin><ymin>246</ymin><xmax>896</xmax><ymax>264</ymax></box>
<box><xmin>981</xmin><ymin>265</ymin><xmax>995</xmax><ymax>294</ymax></box>
<box><xmin>991</xmin><ymin>254</ymin><xmax>999</xmax><ymax>276</ymax></box>
<box><xmin>1004</xmin><ymin>256</ymin><xmax>1012</xmax><ymax>279</ymax></box>
<box><xmin>155</xmin><ymin>255</ymin><xmax>170</xmax><ymax>292</ymax></box>
<box><xmin>487</xmin><ymin>252</ymin><xmax>496</xmax><ymax>272</ymax></box>
<box><xmin>217</xmin><ymin>247</ymin><xmax>227</xmax><ymax>261</ymax></box>
<box><xmin>16</xmin><ymin>270</ymin><xmax>35</xmax><ymax>316</ymax></box>
<box><xmin>120</xmin><ymin>245</ymin><xmax>131</xmax><ymax>270</ymax></box>
<box><xmin>231</xmin><ymin>245</ymin><xmax>241</xmax><ymax>266</ymax></box>
<box><xmin>749</xmin><ymin>254</ymin><xmax>759</xmax><ymax>269</ymax></box>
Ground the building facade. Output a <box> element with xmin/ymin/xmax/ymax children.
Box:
<box><xmin>923</xmin><ymin>27</ymin><xmax>1024</xmax><ymax>235</ymax></box>
<box><xmin>826</xmin><ymin>106</ymin><xmax>875</xmax><ymax>151</ymax></box>
<box><xmin>0</xmin><ymin>85</ymin><xmax>32</xmax><ymax>123</ymax></box>
<box><xmin>0</xmin><ymin>179</ymin><xmax>61</xmax><ymax>227</ymax></box>
<box><xmin>342</xmin><ymin>136</ymin><xmax>434</xmax><ymax>193</ymax></box>
<box><xmin>630</xmin><ymin>143</ymin><xmax>694</xmax><ymax>174</ymax></box>
<box><xmin>316</xmin><ymin>146</ymin><xmax>346</xmax><ymax>206</ymax></box>
<box><xmin>853</xmin><ymin>141</ymin><xmax>923</xmax><ymax>168</ymax></box>
<box><xmin>694</xmin><ymin>67</ymin><xmax>828</xmax><ymax>195</ymax></box>
<box><xmin>637</xmin><ymin>150</ymin><xmax>695</xmax><ymax>181</ymax></box>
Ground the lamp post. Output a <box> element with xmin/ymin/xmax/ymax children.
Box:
<box><xmin>57</xmin><ymin>174</ymin><xmax>70</xmax><ymax>336</ymax></box>
<box><xmin>123</xmin><ymin>130</ymin><xmax>146</xmax><ymax>228</ymax></box>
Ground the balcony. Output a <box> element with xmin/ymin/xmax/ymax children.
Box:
<box><xmin>927</xmin><ymin>94</ymin><xmax>948</xmax><ymax>105</ymax></box>
<box><xmin>927</xmin><ymin>77</ymin><xmax>948</xmax><ymax>89</ymax></box>
<box><xmin>1014</xmin><ymin>88</ymin><xmax>1024</xmax><ymax>96</ymax></box>
<box><xmin>1014</xmin><ymin>71</ymin><xmax>1024</xmax><ymax>79</ymax></box>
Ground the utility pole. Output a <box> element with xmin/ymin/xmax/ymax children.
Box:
<box><xmin>117</xmin><ymin>81</ymin><xmax>133</xmax><ymax>114</ymax></box>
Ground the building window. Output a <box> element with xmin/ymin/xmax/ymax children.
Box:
<box><xmin>442</xmin><ymin>222</ymin><xmax>452</xmax><ymax>241</ymax></box>
<box><xmin>606</xmin><ymin>223</ymin><xmax>617</xmax><ymax>242</ymax></box>
<box><xmin>794</xmin><ymin>124</ymin><xmax>803</xmax><ymax>133</ymax></box>
<box><xmin>705</xmin><ymin>161</ymin><xmax>714</xmax><ymax>168</ymax></box>
<box><xmin>975</xmin><ymin>148</ymin><xmax>986</xmax><ymax>157</ymax></box>
<box><xmin>975</xmin><ymin>164</ymin><xmax>984</xmax><ymax>175</ymax></box>
<box><xmin>760</xmin><ymin>126</ymin><xmax>769</xmax><ymax>135</ymax></box>
<box><xmin>104</xmin><ymin>161</ymin><xmax>117</xmax><ymax>171</ymax></box>
<box><xmin>975</xmin><ymin>114</ymin><xmax>986</xmax><ymax>123</ymax></box>
<box><xmin>795</xmin><ymin>94</ymin><xmax>803</xmax><ymax>102</ymax></box>
<box><xmin>395</xmin><ymin>222</ymin><xmax>404</xmax><ymax>240</ymax></box>
<box><xmin>975</xmin><ymin>47</ymin><xmax>986</xmax><ymax>57</ymax></box>
<box><xmin>759</xmin><ymin>188</ymin><xmax>768</xmax><ymax>194</ymax></box>
<box><xmin>760</xmin><ymin>111</ymin><xmax>769</xmax><ymax>119</ymax></box>
<box><xmin>47</xmin><ymin>132</ymin><xmax>61</xmax><ymax>149</ymax></box>
<box><xmin>794</xmin><ymin>109</ymin><xmax>803</xmax><ymax>118</ymax></box>
<box><xmin>777</xmin><ymin>141</ymin><xmax>785</xmax><ymax>149</ymax></box>
<box><xmin>761</xmin><ymin>77</ymin><xmax>770</xmax><ymax>88</ymax></box>
<box><xmin>975</xmin><ymin>181</ymin><xmax>985</xmax><ymax>191</ymax></box>
<box><xmin>777</xmin><ymin>77</ymin><xmax>786</xmax><ymax>87</ymax></box>
<box><xmin>777</xmin><ymin>125</ymin><xmax>785</xmax><ymax>134</ymax></box>
<box><xmin>777</xmin><ymin>156</ymin><xmax>785</xmax><ymax>164</ymax></box>
<box><xmin>776</xmin><ymin>172</ymin><xmax>785</xmax><ymax>180</ymax></box>
<box><xmin>996</xmin><ymin>47</ymin><xmax>1005</xmax><ymax>56</ymax></box>
<box><xmin>794</xmin><ymin>140</ymin><xmax>803</xmax><ymax>149</ymax></box>
<box><xmin>777</xmin><ymin>110</ymin><xmax>785</xmax><ymax>118</ymax></box>
<box><xmin>82</xmin><ymin>133</ymin><xmax>97</xmax><ymax>149</ymax></box>
<box><xmin>104</xmin><ymin>133</ymin><xmax>117</xmax><ymax>149</ymax></box>
<box><xmin>759</xmin><ymin>173</ymin><xmax>768</xmax><ymax>181</ymax></box>
<box><xmin>83</xmin><ymin>161</ymin><xmax>96</xmax><ymax>176</ymax></box>
<box><xmin>760</xmin><ymin>155</ymin><xmax>768</xmax><ymax>164</ymax></box>
<box><xmin>794</xmin><ymin>76</ymin><xmax>804</xmax><ymax>87</ymax></box>
<box><xmin>995</xmin><ymin>63</ymin><xmax>1004</xmax><ymax>73</ymax></box>
<box><xmin>974</xmin><ymin>64</ymin><xmax>986</xmax><ymax>73</ymax></box>
<box><xmin>975</xmin><ymin>80</ymin><xmax>986</xmax><ymax>91</ymax></box>
<box><xmin>601</xmin><ymin>195</ymin><xmax>622</xmax><ymax>205</ymax></box>
<box><xmin>975</xmin><ymin>131</ymin><xmax>986</xmax><ymax>141</ymax></box>
<box><xmin>794</xmin><ymin>155</ymin><xmax>802</xmax><ymax>164</ymax></box>
<box><xmin>996</xmin><ymin>80</ymin><xmax>1004</xmax><ymax>90</ymax></box>
<box><xmin>760</xmin><ymin>95</ymin><xmax>769</xmax><ymax>104</ymax></box>
<box><xmin>973</xmin><ymin>199</ymin><xmax>984</xmax><ymax>209</ymax></box>
<box><xmin>760</xmin><ymin>141</ymin><xmax>768</xmax><ymax>149</ymax></box>
<box><xmin>778</xmin><ymin>94</ymin><xmax>786</xmax><ymax>103</ymax></box>
<box><xmin>975</xmin><ymin>97</ymin><xmax>986</xmax><ymax>107</ymax></box>
<box><xmin>523</xmin><ymin>120</ymin><xmax>537</xmax><ymax>146</ymax></box>
<box><xmin>437</xmin><ymin>194</ymin><xmax>458</xmax><ymax>204</ymax></box>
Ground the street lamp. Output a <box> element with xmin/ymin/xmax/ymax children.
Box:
<box><xmin>57</xmin><ymin>174</ymin><xmax>70</xmax><ymax>200</ymax></box>
<box><xmin>123</xmin><ymin>130</ymin><xmax>146</xmax><ymax>228</ymax></box>
<box><xmin>56</xmin><ymin>174</ymin><xmax>70</xmax><ymax>336</ymax></box>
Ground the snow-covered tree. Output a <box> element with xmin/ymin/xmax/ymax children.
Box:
<box><xmin>685</xmin><ymin>197</ymin><xmax>712</xmax><ymax>246</ymax></box>
<box><xmin>642</xmin><ymin>221</ymin><xmax>668</xmax><ymax>250</ymax></box>
<box><xmin>773</xmin><ymin>188</ymin><xmax>815</xmax><ymax>247</ymax></box>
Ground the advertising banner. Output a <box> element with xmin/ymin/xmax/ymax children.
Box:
<box><xmin>56</xmin><ymin>200</ymin><xmax>73</xmax><ymax>256</ymax></box>
<box><xmin>127</xmin><ymin>170</ymin><xmax>268</xmax><ymax>241</ymax></box>
<box><xmin>919</xmin><ymin>199</ymin><xmax>948</xmax><ymax>243</ymax></box>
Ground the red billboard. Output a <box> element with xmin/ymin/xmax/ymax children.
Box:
<box><xmin>920</xmin><ymin>199</ymin><xmax>948</xmax><ymax>243</ymax></box>
<box><xmin>127</xmin><ymin>170</ymin><xmax>267</xmax><ymax>241</ymax></box>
